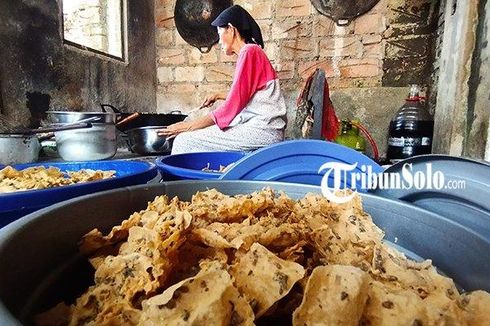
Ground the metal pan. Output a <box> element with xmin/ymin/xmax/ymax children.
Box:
<box><xmin>174</xmin><ymin>0</ymin><xmax>233</xmax><ymax>53</ymax></box>
<box><xmin>100</xmin><ymin>104</ymin><xmax>187</xmax><ymax>132</ymax></box>
<box><xmin>310</xmin><ymin>0</ymin><xmax>381</xmax><ymax>26</ymax></box>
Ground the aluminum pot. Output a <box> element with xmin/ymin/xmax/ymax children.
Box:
<box><xmin>0</xmin><ymin>121</ymin><xmax>96</xmax><ymax>165</ymax></box>
<box><xmin>0</xmin><ymin>134</ymin><xmax>40</xmax><ymax>165</ymax></box>
<box><xmin>125</xmin><ymin>126</ymin><xmax>172</xmax><ymax>155</ymax></box>
<box><xmin>45</xmin><ymin>111</ymin><xmax>117</xmax><ymax>161</ymax></box>
<box><xmin>55</xmin><ymin>124</ymin><xmax>117</xmax><ymax>161</ymax></box>
<box><xmin>0</xmin><ymin>181</ymin><xmax>489</xmax><ymax>324</ymax></box>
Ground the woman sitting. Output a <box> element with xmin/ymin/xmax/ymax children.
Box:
<box><xmin>158</xmin><ymin>5</ymin><xmax>287</xmax><ymax>154</ymax></box>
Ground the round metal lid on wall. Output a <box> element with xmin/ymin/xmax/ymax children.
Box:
<box><xmin>310</xmin><ymin>0</ymin><xmax>381</xmax><ymax>26</ymax></box>
<box><xmin>370</xmin><ymin>155</ymin><xmax>490</xmax><ymax>239</ymax></box>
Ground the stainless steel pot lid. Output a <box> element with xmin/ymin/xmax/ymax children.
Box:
<box><xmin>370</xmin><ymin>155</ymin><xmax>490</xmax><ymax>238</ymax></box>
<box><xmin>46</xmin><ymin>111</ymin><xmax>116</xmax><ymax>124</ymax></box>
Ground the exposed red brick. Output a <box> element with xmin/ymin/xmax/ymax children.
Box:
<box><xmin>276</xmin><ymin>0</ymin><xmax>311</xmax><ymax>17</ymax></box>
<box><xmin>206</xmin><ymin>63</ymin><xmax>235</xmax><ymax>82</ymax></box>
<box><xmin>319</xmin><ymin>36</ymin><xmax>363</xmax><ymax>58</ymax></box>
<box><xmin>241</xmin><ymin>2</ymin><xmax>273</xmax><ymax>20</ymax></box>
<box><xmin>339</xmin><ymin>58</ymin><xmax>382</xmax><ymax>78</ymax></box>
<box><xmin>354</xmin><ymin>14</ymin><xmax>386</xmax><ymax>35</ymax></box>
<box><xmin>298</xmin><ymin>59</ymin><xmax>338</xmax><ymax>79</ymax></box>
<box><xmin>175</xmin><ymin>66</ymin><xmax>205</xmax><ymax>82</ymax></box>
<box><xmin>272</xmin><ymin>19</ymin><xmax>311</xmax><ymax>40</ymax></box>
<box><xmin>189</xmin><ymin>48</ymin><xmax>219</xmax><ymax>64</ymax></box>
<box><xmin>274</xmin><ymin>61</ymin><xmax>296</xmax><ymax>80</ymax></box>
<box><xmin>157</xmin><ymin>48</ymin><xmax>186</xmax><ymax>65</ymax></box>
<box><xmin>280</xmin><ymin>38</ymin><xmax>317</xmax><ymax>60</ymax></box>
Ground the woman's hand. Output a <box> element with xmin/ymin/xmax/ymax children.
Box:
<box><xmin>201</xmin><ymin>93</ymin><xmax>226</xmax><ymax>108</ymax></box>
<box><xmin>157</xmin><ymin>121</ymin><xmax>194</xmax><ymax>138</ymax></box>
<box><xmin>157</xmin><ymin>114</ymin><xmax>216</xmax><ymax>138</ymax></box>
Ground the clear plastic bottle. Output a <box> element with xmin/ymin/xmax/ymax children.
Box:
<box><xmin>387</xmin><ymin>85</ymin><xmax>434</xmax><ymax>163</ymax></box>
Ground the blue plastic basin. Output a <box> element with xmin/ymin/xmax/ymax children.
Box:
<box><xmin>0</xmin><ymin>160</ymin><xmax>158</xmax><ymax>228</ymax></box>
<box><xmin>156</xmin><ymin>152</ymin><xmax>247</xmax><ymax>180</ymax></box>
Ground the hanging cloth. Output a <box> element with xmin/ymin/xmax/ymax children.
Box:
<box><xmin>294</xmin><ymin>68</ymin><xmax>339</xmax><ymax>141</ymax></box>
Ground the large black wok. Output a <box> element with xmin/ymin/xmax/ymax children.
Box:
<box><xmin>100</xmin><ymin>105</ymin><xmax>187</xmax><ymax>132</ymax></box>
<box><xmin>174</xmin><ymin>0</ymin><xmax>233</xmax><ymax>53</ymax></box>
<box><xmin>0</xmin><ymin>181</ymin><xmax>489</xmax><ymax>325</ymax></box>
<box><xmin>310</xmin><ymin>0</ymin><xmax>381</xmax><ymax>25</ymax></box>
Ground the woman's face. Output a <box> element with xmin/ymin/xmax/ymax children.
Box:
<box><xmin>217</xmin><ymin>26</ymin><xmax>234</xmax><ymax>56</ymax></box>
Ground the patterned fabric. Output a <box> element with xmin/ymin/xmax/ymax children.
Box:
<box><xmin>171</xmin><ymin>124</ymin><xmax>284</xmax><ymax>154</ymax></box>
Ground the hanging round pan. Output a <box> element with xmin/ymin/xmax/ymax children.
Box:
<box><xmin>310</xmin><ymin>0</ymin><xmax>381</xmax><ymax>26</ymax></box>
<box><xmin>174</xmin><ymin>0</ymin><xmax>233</xmax><ymax>53</ymax></box>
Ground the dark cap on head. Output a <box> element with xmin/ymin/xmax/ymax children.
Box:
<box><xmin>211</xmin><ymin>5</ymin><xmax>264</xmax><ymax>48</ymax></box>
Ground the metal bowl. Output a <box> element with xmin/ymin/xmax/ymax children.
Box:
<box><xmin>126</xmin><ymin>126</ymin><xmax>172</xmax><ymax>155</ymax></box>
<box><xmin>0</xmin><ymin>181</ymin><xmax>489</xmax><ymax>324</ymax></box>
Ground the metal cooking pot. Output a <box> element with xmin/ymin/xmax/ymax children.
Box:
<box><xmin>125</xmin><ymin>126</ymin><xmax>173</xmax><ymax>155</ymax></box>
<box><xmin>0</xmin><ymin>121</ymin><xmax>96</xmax><ymax>165</ymax></box>
<box><xmin>0</xmin><ymin>181</ymin><xmax>489</xmax><ymax>324</ymax></box>
<box><xmin>0</xmin><ymin>135</ymin><xmax>40</xmax><ymax>165</ymax></box>
<box><xmin>310</xmin><ymin>0</ymin><xmax>381</xmax><ymax>25</ymax></box>
<box><xmin>44</xmin><ymin>111</ymin><xmax>117</xmax><ymax>161</ymax></box>
<box><xmin>174</xmin><ymin>0</ymin><xmax>233</xmax><ymax>53</ymax></box>
<box><xmin>55</xmin><ymin>124</ymin><xmax>117</xmax><ymax>161</ymax></box>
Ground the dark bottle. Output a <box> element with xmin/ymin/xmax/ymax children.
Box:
<box><xmin>387</xmin><ymin>85</ymin><xmax>434</xmax><ymax>163</ymax></box>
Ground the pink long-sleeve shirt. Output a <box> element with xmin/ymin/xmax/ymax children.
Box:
<box><xmin>210</xmin><ymin>44</ymin><xmax>287</xmax><ymax>130</ymax></box>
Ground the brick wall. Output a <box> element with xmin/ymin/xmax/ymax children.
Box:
<box><xmin>154</xmin><ymin>0</ymin><xmax>439</xmax><ymax>156</ymax></box>
<box><xmin>64</xmin><ymin>0</ymin><xmax>108</xmax><ymax>52</ymax></box>
<box><xmin>155</xmin><ymin>0</ymin><xmax>390</xmax><ymax>110</ymax></box>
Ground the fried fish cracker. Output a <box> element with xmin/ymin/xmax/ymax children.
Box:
<box><xmin>168</xmin><ymin>242</ymin><xmax>228</xmax><ymax>285</ymax></box>
<box><xmin>68</xmin><ymin>169</ymin><xmax>115</xmax><ymax>183</ymax></box>
<box><xmin>258</xmin><ymin>222</ymin><xmax>307</xmax><ymax>250</ymax></box>
<box><xmin>79</xmin><ymin>211</ymin><xmax>144</xmax><ymax>255</ymax></box>
<box><xmin>361</xmin><ymin>280</ymin><xmax>431</xmax><ymax>326</ymax></box>
<box><xmin>190</xmin><ymin>228</ymin><xmax>234</xmax><ymax>249</ymax></box>
<box><xmin>189</xmin><ymin>188</ymin><xmax>276</xmax><ymax>225</ymax></box>
<box><xmin>69</xmin><ymin>284</ymin><xmax>121</xmax><ymax>325</ymax></box>
<box><xmin>95</xmin><ymin>253</ymin><xmax>159</xmax><ymax>300</ymax></box>
<box><xmin>139</xmin><ymin>262</ymin><xmax>254</xmax><ymax>326</ymax></box>
<box><xmin>460</xmin><ymin>291</ymin><xmax>490</xmax><ymax>325</ymax></box>
<box><xmin>292</xmin><ymin>265</ymin><xmax>370</xmax><ymax>326</ymax></box>
<box><xmin>371</xmin><ymin>244</ymin><xmax>459</xmax><ymax>300</ymax></box>
<box><xmin>230</xmin><ymin>242</ymin><xmax>305</xmax><ymax>318</ymax></box>
<box><xmin>70</xmin><ymin>287</ymin><xmax>141</xmax><ymax>326</ymax></box>
<box><xmin>278</xmin><ymin>240</ymin><xmax>308</xmax><ymax>264</ymax></box>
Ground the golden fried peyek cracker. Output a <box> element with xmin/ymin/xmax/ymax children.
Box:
<box><xmin>292</xmin><ymin>265</ymin><xmax>370</xmax><ymax>326</ymax></box>
<box><xmin>139</xmin><ymin>262</ymin><xmax>254</xmax><ymax>326</ymax></box>
<box><xmin>230</xmin><ymin>242</ymin><xmax>305</xmax><ymax>318</ymax></box>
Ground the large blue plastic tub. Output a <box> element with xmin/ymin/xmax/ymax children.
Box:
<box><xmin>156</xmin><ymin>152</ymin><xmax>246</xmax><ymax>180</ymax></box>
<box><xmin>0</xmin><ymin>160</ymin><xmax>158</xmax><ymax>228</ymax></box>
